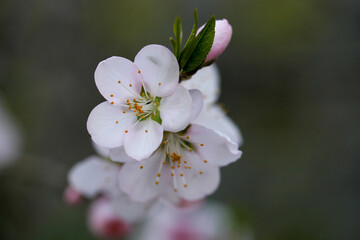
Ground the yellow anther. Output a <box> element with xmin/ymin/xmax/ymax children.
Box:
<box><xmin>184</xmin><ymin>161</ymin><xmax>187</xmax><ymax>164</ymax></box>
<box><xmin>157</xmin><ymin>173</ymin><xmax>161</xmax><ymax>177</ymax></box>
<box><xmin>174</xmin><ymin>188</ymin><xmax>177</xmax><ymax>192</ymax></box>
<box><xmin>141</xmin><ymin>92</ymin><xmax>145</xmax><ymax>96</ymax></box>
<box><xmin>177</xmin><ymin>165</ymin><xmax>180</xmax><ymax>168</ymax></box>
<box><xmin>204</xmin><ymin>160</ymin><xmax>207</xmax><ymax>163</ymax></box>
<box><xmin>122</xmin><ymin>111</ymin><xmax>126</xmax><ymax>113</ymax></box>
<box><xmin>163</xmin><ymin>141</ymin><xmax>167</xmax><ymax>144</ymax></box>
<box><xmin>171</xmin><ymin>173</ymin><xmax>174</xmax><ymax>176</ymax></box>
<box><xmin>129</xmin><ymin>84</ymin><xmax>132</xmax><ymax>87</ymax></box>
<box><xmin>184</xmin><ymin>184</ymin><xmax>187</xmax><ymax>188</ymax></box>
<box><xmin>145</xmin><ymin>130</ymin><xmax>148</xmax><ymax>133</ymax></box>
<box><xmin>125</xmin><ymin>130</ymin><xmax>128</xmax><ymax>133</ymax></box>
<box><xmin>128</xmin><ymin>106</ymin><xmax>131</xmax><ymax>109</ymax></box>
<box><xmin>189</xmin><ymin>148</ymin><xmax>193</xmax><ymax>152</ymax></box>
<box><xmin>118</xmin><ymin>80</ymin><xmax>121</xmax><ymax>83</ymax></box>
<box><xmin>171</xmin><ymin>166</ymin><xmax>175</xmax><ymax>169</ymax></box>
<box><xmin>199</xmin><ymin>171</ymin><xmax>203</xmax><ymax>175</ymax></box>
<box><xmin>167</xmin><ymin>153</ymin><xmax>170</xmax><ymax>156</ymax></box>
<box><xmin>115</xmin><ymin>121</ymin><xmax>118</xmax><ymax>124</ymax></box>
<box><xmin>111</xmin><ymin>101</ymin><xmax>114</xmax><ymax>105</ymax></box>
<box><xmin>155</xmin><ymin>102</ymin><xmax>159</xmax><ymax>106</ymax></box>
<box><xmin>126</xmin><ymin>99</ymin><xmax>129</xmax><ymax>103</ymax></box>
<box><xmin>200</xmin><ymin>144</ymin><xmax>204</xmax><ymax>146</ymax></box>
<box><xmin>110</xmin><ymin>94</ymin><xmax>114</xmax><ymax>97</ymax></box>
<box><xmin>158</xmin><ymin>82</ymin><xmax>161</xmax><ymax>86</ymax></box>
<box><xmin>133</xmin><ymin>98</ymin><xmax>136</xmax><ymax>102</ymax></box>
<box><xmin>180</xmin><ymin>173</ymin><xmax>183</xmax><ymax>177</ymax></box>
<box><xmin>138</xmin><ymin>70</ymin><xmax>141</xmax><ymax>73</ymax></box>
<box><xmin>155</xmin><ymin>181</ymin><xmax>159</xmax><ymax>185</ymax></box>
<box><xmin>186</xmin><ymin>136</ymin><xmax>189</xmax><ymax>139</ymax></box>
<box><xmin>162</xmin><ymin>161</ymin><xmax>166</xmax><ymax>165</ymax></box>
<box><xmin>140</xmin><ymin>165</ymin><xmax>143</xmax><ymax>169</ymax></box>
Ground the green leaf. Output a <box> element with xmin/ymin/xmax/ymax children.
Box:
<box><xmin>173</xmin><ymin>16</ymin><xmax>182</xmax><ymax>59</ymax></box>
<box><xmin>183</xmin><ymin>8</ymin><xmax>198</xmax><ymax>50</ymax></box>
<box><xmin>181</xmin><ymin>15</ymin><xmax>215</xmax><ymax>72</ymax></box>
<box><xmin>169</xmin><ymin>37</ymin><xmax>176</xmax><ymax>53</ymax></box>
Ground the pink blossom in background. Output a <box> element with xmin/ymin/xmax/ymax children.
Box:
<box><xmin>63</xmin><ymin>186</ymin><xmax>82</xmax><ymax>205</ymax></box>
<box><xmin>88</xmin><ymin>197</ymin><xmax>132</xmax><ymax>239</ymax></box>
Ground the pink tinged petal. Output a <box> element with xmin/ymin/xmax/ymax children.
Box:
<box><xmin>159</xmin><ymin>85</ymin><xmax>192</xmax><ymax>132</ymax></box>
<box><xmin>63</xmin><ymin>186</ymin><xmax>82</xmax><ymax>205</ymax></box>
<box><xmin>188</xmin><ymin>89</ymin><xmax>204</xmax><ymax>123</ymax></box>
<box><xmin>177</xmin><ymin>151</ymin><xmax>220</xmax><ymax>201</ymax></box>
<box><xmin>119</xmin><ymin>150</ymin><xmax>171</xmax><ymax>202</ymax></box>
<box><xmin>68</xmin><ymin>156</ymin><xmax>120</xmax><ymax>198</ymax></box>
<box><xmin>193</xmin><ymin>105</ymin><xmax>243</xmax><ymax>146</ymax></box>
<box><xmin>186</xmin><ymin>124</ymin><xmax>242</xmax><ymax>167</ymax></box>
<box><xmin>95</xmin><ymin>56</ymin><xmax>142</xmax><ymax>103</ymax></box>
<box><xmin>134</xmin><ymin>45</ymin><xmax>179</xmax><ymax>97</ymax></box>
<box><xmin>181</xmin><ymin>64</ymin><xmax>220</xmax><ymax>106</ymax></box>
<box><xmin>197</xmin><ymin>19</ymin><xmax>233</xmax><ymax>62</ymax></box>
<box><xmin>109</xmin><ymin>146</ymin><xmax>137</xmax><ymax>163</ymax></box>
<box><xmin>124</xmin><ymin>119</ymin><xmax>163</xmax><ymax>161</ymax></box>
<box><xmin>88</xmin><ymin>197</ymin><xmax>132</xmax><ymax>239</ymax></box>
<box><xmin>87</xmin><ymin>102</ymin><xmax>137</xmax><ymax>148</ymax></box>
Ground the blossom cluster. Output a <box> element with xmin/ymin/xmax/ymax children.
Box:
<box><xmin>65</xmin><ymin>13</ymin><xmax>244</xmax><ymax>239</ymax></box>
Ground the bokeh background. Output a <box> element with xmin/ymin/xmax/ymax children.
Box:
<box><xmin>0</xmin><ymin>0</ymin><xmax>359</xmax><ymax>239</ymax></box>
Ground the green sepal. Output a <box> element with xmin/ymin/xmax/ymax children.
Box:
<box><xmin>151</xmin><ymin>96</ymin><xmax>162</xmax><ymax>124</ymax></box>
<box><xmin>151</xmin><ymin>109</ymin><xmax>162</xmax><ymax>124</ymax></box>
<box><xmin>180</xmin><ymin>15</ymin><xmax>215</xmax><ymax>72</ymax></box>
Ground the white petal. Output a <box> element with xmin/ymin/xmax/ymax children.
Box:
<box><xmin>177</xmin><ymin>151</ymin><xmax>220</xmax><ymax>201</ymax></box>
<box><xmin>186</xmin><ymin>124</ymin><xmax>242</xmax><ymax>167</ymax></box>
<box><xmin>188</xmin><ymin>89</ymin><xmax>203</xmax><ymax>122</ymax></box>
<box><xmin>109</xmin><ymin>146</ymin><xmax>137</xmax><ymax>163</ymax></box>
<box><xmin>95</xmin><ymin>56</ymin><xmax>142</xmax><ymax>102</ymax></box>
<box><xmin>181</xmin><ymin>64</ymin><xmax>220</xmax><ymax>106</ymax></box>
<box><xmin>159</xmin><ymin>85</ymin><xmax>192</xmax><ymax>132</ymax></box>
<box><xmin>134</xmin><ymin>45</ymin><xmax>179</xmax><ymax>97</ymax></box>
<box><xmin>0</xmin><ymin>99</ymin><xmax>22</xmax><ymax>168</ymax></box>
<box><xmin>92</xmin><ymin>141</ymin><xmax>111</xmax><ymax>158</ymax></box>
<box><xmin>111</xmin><ymin>191</ymin><xmax>162</xmax><ymax>222</ymax></box>
<box><xmin>124</xmin><ymin>119</ymin><xmax>163</xmax><ymax>161</ymax></box>
<box><xmin>193</xmin><ymin>104</ymin><xmax>243</xmax><ymax>146</ymax></box>
<box><xmin>87</xmin><ymin>102</ymin><xmax>137</xmax><ymax>148</ymax></box>
<box><xmin>68</xmin><ymin>156</ymin><xmax>120</xmax><ymax>198</ymax></box>
<box><xmin>118</xmin><ymin>150</ymin><xmax>172</xmax><ymax>202</ymax></box>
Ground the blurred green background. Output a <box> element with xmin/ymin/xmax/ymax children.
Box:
<box><xmin>0</xmin><ymin>0</ymin><xmax>359</xmax><ymax>239</ymax></box>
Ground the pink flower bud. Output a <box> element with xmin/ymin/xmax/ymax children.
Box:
<box><xmin>88</xmin><ymin>197</ymin><xmax>132</xmax><ymax>239</ymax></box>
<box><xmin>198</xmin><ymin>19</ymin><xmax>233</xmax><ymax>62</ymax></box>
<box><xmin>63</xmin><ymin>186</ymin><xmax>82</xmax><ymax>205</ymax></box>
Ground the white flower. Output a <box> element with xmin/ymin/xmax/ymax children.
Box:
<box><xmin>137</xmin><ymin>202</ymin><xmax>237</xmax><ymax>240</ymax></box>
<box><xmin>118</xmin><ymin>124</ymin><xmax>242</xmax><ymax>203</ymax></box>
<box><xmin>87</xmin><ymin>45</ymin><xmax>196</xmax><ymax>161</ymax></box>
<box><xmin>68</xmin><ymin>154</ymin><xmax>159</xmax><ymax>222</ymax></box>
<box><xmin>182</xmin><ymin>65</ymin><xmax>243</xmax><ymax>146</ymax></box>
<box><xmin>0</xmin><ymin>98</ymin><xmax>22</xmax><ymax>170</ymax></box>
